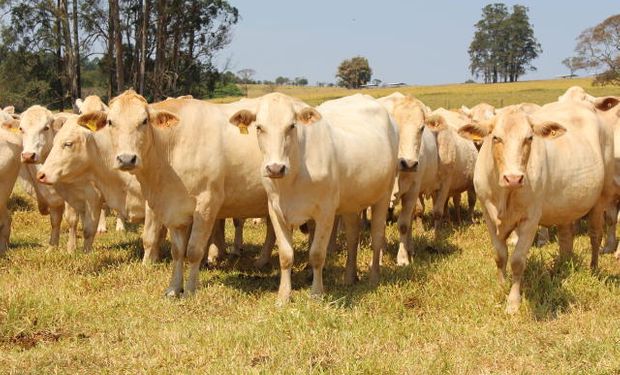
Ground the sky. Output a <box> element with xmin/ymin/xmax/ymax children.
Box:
<box><xmin>218</xmin><ymin>1</ymin><xmax>619</xmax><ymax>85</ymax></box>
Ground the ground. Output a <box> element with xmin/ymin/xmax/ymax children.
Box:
<box><xmin>1</xmin><ymin>79</ymin><xmax>620</xmax><ymax>374</ymax></box>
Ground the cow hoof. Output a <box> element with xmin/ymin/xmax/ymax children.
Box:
<box><xmin>614</xmin><ymin>251</ymin><xmax>620</xmax><ymax>260</ymax></box>
<box><xmin>254</xmin><ymin>258</ymin><xmax>270</xmax><ymax>269</ymax></box>
<box><xmin>600</xmin><ymin>245</ymin><xmax>614</xmax><ymax>254</ymax></box>
<box><xmin>97</xmin><ymin>228</ymin><xmax>107</xmax><ymax>234</ymax></box>
<box><xmin>343</xmin><ymin>273</ymin><xmax>358</xmax><ymax>286</ymax></box>
<box><xmin>275</xmin><ymin>295</ymin><xmax>290</xmax><ymax>307</ymax></box>
<box><xmin>505</xmin><ymin>302</ymin><xmax>520</xmax><ymax>315</ymax></box>
<box><xmin>164</xmin><ymin>288</ymin><xmax>183</xmax><ymax>298</ymax></box>
<box><xmin>45</xmin><ymin>245</ymin><xmax>57</xmax><ymax>253</ymax></box>
<box><xmin>368</xmin><ymin>271</ymin><xmax>380</xmax><ymax>286</ymax></box>
<box><xmin>230</xmin><ymin>248</ymin><xmax>242</xmax><ymax>257</ymax></box>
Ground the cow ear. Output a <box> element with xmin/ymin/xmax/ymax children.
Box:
<box><xmin>460</xmin><ymin>105</ymin><xmax>471</xmax><ymax>116</ymax></box>
<box><xmin>52</xmin><ymin>116</ymin><xmax>67</xmax><ymax>131</ymax></box>
<box><xmin>593</xmin><ymin>97</ymin><xmax>620</xmax><ymax>112</ymax></box>
<box><xmin>425</xmin><ymin>114</ymin><xmax>448</xmax><ymax>132</ymax></box>
<box><xmin>2</xmin><ymin>119</ymin><xmax>20</xmax><ymax>133</ymax></box>
<box><xmin>296</xmin><ymin>108</ymin><xmax>322</xmax><ymax>125</ymax></box>
<box><xmin>78</xmin><ymin>111</ymin><xmax>108</xmax><ymax>131</ymax></box>
<box><xmin>75</xmin><ymin>99</ymin><xmax>84</xmax><ymax>113</ymax></box>
<box><xmin>532</xmin><ymin>121</ymin><xmax>566</xmax><ymax>139</ymax></box>
<box><xmin>458</xmin><ymin>122</ymin><xmax>492</xmax><ymax>141</ymax></box>
<box><xmin>229</xmin><ymin>110</ymin><xmax>256</xmax><ymax>134</ymax></box>
<box><xmin>150</xmin><ymin>110</ymin><xmax>179</xmax><ymax>128</ymax></box>
<box><xmin>3</xmin><ymin>106</ymin><xmax>15</xmax><ymax>115</ymax></box>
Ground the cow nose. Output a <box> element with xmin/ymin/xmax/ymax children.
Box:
<box><xmin>265</xmin><ymin>163</ymin><xmax>286</xmax><ymax>178</ymax></box>
<box><xmin>36</xmin><ymin>171</ymin><xmax>49</xmax><ymax>184</ymax></box>
<box><xmin>398</xmin><ymin>158</ymin><xmax>419</xmax><ymax>171</ymax></box>
<box><xmin>116</xmin><ymin>154</ymin><xmax>138</xmax><ymax>170</ymax></box>
<box><xmin>21</xmin><ymin>152</ymin><xmax>36</xmax><ymax>163</ymax></box>
<box><xmin>503</xmin><ymin>173</ymin><xmax>525</xmax><ymax>187</ymax></box>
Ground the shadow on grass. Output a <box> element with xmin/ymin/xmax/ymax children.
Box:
<box><xmin>8</xmin><ymin>194</ymin><xmax>34</xmax><ymax>212</ymax></box>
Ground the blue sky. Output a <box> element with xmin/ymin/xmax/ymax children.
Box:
<box><xmin>219</xmin><ymin>1</ymin><xmax>618</xmax><ymax>85</ymax></box>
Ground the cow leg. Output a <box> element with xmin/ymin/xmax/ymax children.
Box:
<box><xmin>481</xmin><ymin>205</ymin><xmax>509</xmax><ymax>284</ymax></box>
<box><xmin>327</xmin><ymin>215</ymin><xmax>340</xmax><ymax>254</ymax></box>
<box><xmin>557</xmin><ymin>223</ymin><xmax>574</xmax><ymax>256</ymax></box>
<box><xmin>507</xmin><ymin>231</ymin><xmax>518</xmax><ymax>246</ymax></box>
<box><xmin>453</xmin><ymin>193</ymin><xmax>462</xmax><ymax>226</ymax></box>
<box><xmin>0</xmin><ymin>205</ymin><xmax>10</xmax><ymax>255</ymax></box>
<box><xmin>186</xmin><ymin>197</ymin><xmax>222</xmax><ymax>295</ymax></box>
<box><xmin>397</xmin><ymin>190</ymin><xmax>418</xmax><ymax>266</ymax></box>
<box><xmin>63</xmin><ymin>204</ymin><xmax>77</xmax><ymax>253</ymax></box>
<box><xmin>81</xmin><ymin>205</ymin><xmax>100</xmax><ymax>254</ymax></box>
<box><xmin>142</xmin><ymin>205</ymin><xmax>163</xmax><ymax>264</ymax></box>
<box><xmin>268</xmin><ymin>205</ymin><xmax>296</xmax><ymax>305</ymax></box>
<box><xmin>306</xmin><ymin>220</ymin><xmax>316</xmax><ymax>252</ymax></box>
<box><xmin>369</xmin><ymin>193</ymin><xmax>390</xmax><ymax>285</ymax></box>
<box><xmin>165</xmin><ymin>225</ymin><xmax>190</xmax><ymax>297</ymax></box>
<box><xmin>467</xmin><ymin>187</ymin><xmax>476</xmax><ymax>220</ymax></box>
<box><xmin>255</xmin><ymin>216</ymin><xmax>275</xmax><ymax>268</ymax></box>
<box><xmin>49</xmin><ymin>204</ymin><xmax>64</xmax><ymax>249</ymax></box>
<box><xmin>231</xmin><ymin>218</ymin><xmax>244</xmax><ymax>256</ymax></box>
<box><xmin>602</xmin><ymin>201</ymin><xmax>618</xmax><ymax>254</ymax></box>
<box><xmin>207</xmin><ymin>219</ymin><xmax>225</xmax><ymax>264</ymax></box>
<box><xmin>308</xmin><ymin>214</ymin><xmax>335</xmax><ymax>297</ymax></box>
<box><xmin>342</xmin><ymin>212</ymin><xmax>361</xmax><ymax>285</ymax></box>
<box><xmin>97</xmin><ymin>208</ymin><xmax>107</xmax><ymax>233</ymax></box>
<box><xmin>507</xmin><ymin>221</ymin><xmax>537</xmax><ymax>314</ymax></box>
<box><xmin>536</xmin><ymin>227</ymin><xmax>550</xmax><ymax>247</ymax></box>
<box><xmin>588</xmin><ymin>202</ymin><xmax>606</xmax><ymax>269</ymax></box>
<box><xmin>115</xmin><ymin>217</ymin><xmax>126</xmax><ymax>232</ymax></box>
<box><xmin>432</xmin><ymin>180</ymin><xmax>451</xmax><ymax>236</ymax></box>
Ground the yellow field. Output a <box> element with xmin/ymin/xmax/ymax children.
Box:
<box><xmin>2</xmin><ymin>79</ymin><xmax>620</xmax><ymax>373</ymax></box>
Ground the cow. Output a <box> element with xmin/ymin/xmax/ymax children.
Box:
<box><xmin>377</xmin><ymin>93</ymin><xmax>440</xmax><ymax>265</ymax></box>
<box><xmin>428</xmin><ymin>108</ymin><xmax>478</xmax><ymax>227</ymax></box>
<box><xmin>36</xmin><ymin>117</ymin><xmax>166</xmax><ymax>263</ymax></box>
<box><xmin>460</xmin><ymin>103</ymin><xmax>495</xmax><ymax>123</ymax></box>
<box><xmin>458</xmin><ymin>101</ymin><xmax>615</xmax><ymax>313</ymax></box>
<box><xmin>14</xmin><ymin>105</ymin><xmax>102</xmax><ymax>252</ymax></box>
<box><xmin>0</xmin><ymin>126</ymin><xmax>22</xmax><ymax>254</ymax></box>
<box><xmin>229</xmin><ymin>93</ymin><xmax>398</xmax><ymax>304</ymax></box>
<box><xmin>76</xmin><ymin>95</ymin><xmax>109</xmax><ymax>115</ymax></box>
<box><xmin>75</xmin><ymin>91</ymin><xmax>275</xmax><ymax>297</ymax></box>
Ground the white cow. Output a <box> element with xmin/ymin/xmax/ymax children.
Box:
<box><xmin>15</xmin><ymin>106</ymin><xmax>102</xmax><ymax>252</ymax></box>
<box><xmin>75</xmin><ymin>91</ymin><xmax>275</xmax><ymax>296</ymax></box>
<box><xmin>458</xmin><ymin>101</ymin><xmax>615</xmax><ymax>313</ymax></box>
<box><xmin>377</xmin><ymin>93</ymin><xmax>440</xmax><ymax>265</ymax></box>
<box><xmin>0</xmin><ymin>126</ymin><xmax>22</xmax><ymax>254</ymax></box>
<box><xmin>229</xmin><ymin>93</ymin><xmax>398</xmax><ymax>303</ymax></box>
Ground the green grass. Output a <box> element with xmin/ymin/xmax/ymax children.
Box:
<box><xmin>2</xmin><ymin>79</ymin><xmax>620</xmax><ymax>373</ymax></box>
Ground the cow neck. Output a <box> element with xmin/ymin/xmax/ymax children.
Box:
<box><xmin>88</xmin><ymin>132</ymin><xmax>126</xmax><ymax>210</ymax></box>
<box><xmin>133</xmin><ymin>125</ymin><xmax>177</xmax><ymax>206</ymax></box>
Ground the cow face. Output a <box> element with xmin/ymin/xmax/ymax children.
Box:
<box><xmin>18</xmin><ymin>106</ymin><xmax>66</xmax><ymax>164</ymax></box>
<box><xmin>37</xmin><ymin>122</ymin><xmax>91</xmax><ymax>185</ymax></box>
<box><xmin>230</xmin><ymin>94</ymin><xmax>321</xmax><ymax>179</ymax></box>
<box><xmin>393</xmin><ymin>99</ymin><xmax>426</xmax><ymax>172</ymax></box>
<box><xmin>459</xmin><ymin>110</ymin><xmax>566</xmax><ymax>188</ymax></box>
<box><xmin>76</xmin><ymin>90</ymin><xmax>178</xmax><ymax>172</ymax></box>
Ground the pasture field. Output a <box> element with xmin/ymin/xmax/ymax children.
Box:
<box><xmin>2</xmin><ymin>79</ymin><xmax>620</xmax><ymax>374</ymax></box>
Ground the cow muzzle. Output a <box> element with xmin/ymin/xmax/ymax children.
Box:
<box><xmin>116</xmin><ymin>153</ymin><xmax>138</xmax><ymax>171</ymax></box>
<box><xmin>36</xmin><ymin>171</ymin><xmax>53</xmax><ymax>185</ymax></box>
<box><xmin>21</xmin><ymin>152</ymin><xmax>37</xmax><ymax>164</ymax></box>
<box><xmin>398</xmin><ymin>158</ymin><xmax>419</xmax><ymax>172</ymax></box>
<box><xmin>265</xmin><ymin>163</ymin><xmax>287</xmax><ymax>179</ymax></box>
<box><xmin>501</xmin><ymin>173</ymin><xmax>525</xmax><ymax>188</ymax></box>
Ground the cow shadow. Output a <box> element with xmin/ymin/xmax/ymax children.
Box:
<box><xmin>215</xmin><ymin>225</ymin><xmax>463</xmax><ymax>307</ymax></box>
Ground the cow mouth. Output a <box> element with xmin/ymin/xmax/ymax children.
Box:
<box><xmin>266</xmin><ymin>173</ymin><xmax>285</xmax><ymax>179</ymax></box>
<box><xmin>399</xmin><ymin>165</ymin><xmax>419</xmax><ymax>172</ymax></box>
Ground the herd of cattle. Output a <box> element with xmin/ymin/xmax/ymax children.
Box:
<box><xmin>0</xmin><ymin>86</ymin><xmax>618</xmax><ymax>313</ymax></box>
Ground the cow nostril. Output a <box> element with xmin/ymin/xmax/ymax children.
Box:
<box><xmin>36</xmin><ymin>172</ymin><xmax>45</xmax><ymax>181</ymax></box>
<box><xmin>412</xmin><ymin>161</ymin><xmax>419</xmax><ymax>169</ymax></box>
<box><xmin>277</xmin><ymin>165</ymin><xmax>285</xmax><ymax>174</ymax></box>
<box><xmin>518</xmin><ymin>175</ymin><xmax>524</xmax><ymax>184</ymax></box>
<box><xmin>130</xmin><ymin>155</ymin><xmax>137</xmax><ymax>164</ymax></box>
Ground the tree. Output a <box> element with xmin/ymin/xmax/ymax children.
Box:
<box><xmin>237</xmin><ymin>68</ymin><xmax>255</xmax><ymax>96</ymax></box>
<box><xmin>294</xmin><ymin>77</ymin><xmax>308</xmax><ymax>86</ymax></box>
<box><xmin>336</xmin><ymin>56</ymin><xmax>372</xmax><ymax>89</ymax></box>
<box><xmin>562</xmin><ymin>56</ymin><xmax>585</xmax><ymax>77</ymax></box>
<box><xmin>372</xmin><ymin>78</ymin><xmax>382</xmax><ymax>86</ymax></box>
<box><xmin>468</xmin><ymin>4</ymin><xmax>541</xmax><ymax>83</ymax></box>
<box><xmin>572</xmin><ymin>14</ymin><xmax>620</xmax><ymax>86</ymax></box>
<box><xmin>275</xmin><ymin>76</ymin><xmax>289</xmax><ymax>85</ymax></box>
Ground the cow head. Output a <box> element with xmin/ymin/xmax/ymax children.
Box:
<box><xmin>76</xmin><ymin>95</ymin><xmax>109</xmax><ymax>115</ymax></box>
<box><xmin>76</xmin><ymin>90</ymin><xmax>179</xmax><ymax>172</ymax></box>
<box><xmin>37</xmin><ymin>119</ymin><xmax>93</xmax><ymax>185</ymax></box>
<box><xmin>17</xmin><ymin>106</ymin><xmax>67</xmax><ymax>164</ymax></box>
<box><xmin>392</xmin><ymin>97</ymin><xmax>427</xmax><ymax>172</ymax></box>
<box><xmin>229</xmin><ymin>93</ymin><xmax>321</xmax><ymax>179</ymax></box>
<box><xmin>458</xmin><ymin>109</ymin><xmax>566</xmax><ymax>188</ymax></box>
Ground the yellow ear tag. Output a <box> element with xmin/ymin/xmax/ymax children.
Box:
<box><xmin>86</xmin><ymin>120</ymin><xmax>98</xmax><ymax>131</ymax></box>
<box><xmin>238</xmin><ymin>124</ymin><xmax>249</xmax><ymax>135</ymax></box>
<box><xmin>9</xmin><ymin>127</ymin><xmax>20</xmax><ymax>133</ymax></box>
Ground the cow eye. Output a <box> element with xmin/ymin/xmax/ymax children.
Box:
<box><xmin>255</xmin><ymin>125</ymin><xmax>263</xmax><ymax>133</ymax></box>
<box><xmin>107</xmin><ymin>120</ymin><xmax>113</xmax><ymax>127</ymax></box>
<box><xmin>141</xmin><ymin>118</ymin><xmax>148</xmax><ymax>126</ymax></box>
<box><xmin>492</xmin><ymin>136</ymin><xmax>502</xmax><ymax>143</ymax></box>
<box><xmin>526</xmin><ymin>135</ymin><xmax>534</xmax><ymax>142</ymax></box>
<box><xmin>63</xmin><ymin>141</ymin><xmax>73</xmax><ymax>148</ymax></box>
<box><xmin>419</xmin><ymin>126</ymin><xmax>424</xmax><ymax>133</ymax></box>
<box><xmin>44</xmin><ymin>126</ymin><xmax>50</xmax><ymax>131</ymax></box>
<box><xmin>289</xmin><ymin>123</ymin><xmax>296</xmax><ymax>131</ymax></box>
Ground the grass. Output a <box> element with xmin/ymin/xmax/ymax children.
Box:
<box><xmin>2</xmin><ymin>79</ymin><xmax>620</xmax><ymax>373</ymax></box>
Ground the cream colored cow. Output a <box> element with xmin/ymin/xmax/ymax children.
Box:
<box><xmin>13</xmin><ymin>106</ymin><xmax>102</xmax><ymax>252</ymax></box>
<box><xmin>0</xmin><ymin>126</ymin><xmax>22</xmax><ymax>254</ymax></box>
<box><xmin>377</xmin><ymin>93</ymin><xmax>440</xmax><ymax>265</ymax></box>
<box><xmin>460</xmin><ymin>103</ymin><xmax>495</xmax><ymax>123</ymax></box>
<box><xmin>229</xmin><ymin>93</ymin><xmax>398</xmax><ymax>304</ymax></box>
<box><xmin>76</xmin><ymin>95</ymin><xmax>109</xmax><ymax>115</ymax></box>
<box><xmin>458</xmin><ymin>101</ymin><xmax>615</xmax><ymax>313</ymax></box>
<box><xmin>76</xmin><ymin>92</ymin><xmax>274</xmax><ymax>296</ymax></box>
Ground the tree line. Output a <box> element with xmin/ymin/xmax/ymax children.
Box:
<box><xmin>0</xmin><ymin>0</ymin><xmax>240</xmax><ymax>111</ymax></box>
